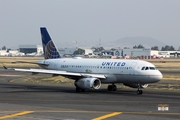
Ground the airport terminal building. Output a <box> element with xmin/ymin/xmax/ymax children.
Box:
<box><xmin>0</xmin><ymin>45</ymin><xmax>180</xmax><ymax>58</ymax></box>
<box><xmin>19</xmin><ymin>45</ymin><xmax>43</xmax><ymax>55</ymax></box>
<box><xmin>122</xmin><ymin>48</ymin><xmax>155</xmax><ymax>58</ymax></box>
<box><xmin>122</xmin><ymin>48</ymin><xmax>180</xmax><ymax>58</ymax></box>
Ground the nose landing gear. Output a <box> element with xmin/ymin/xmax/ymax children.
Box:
<box><xmin>136</xmin><ymin>84</ymin><xmax>143</xmax><ymax>94</ymax></box>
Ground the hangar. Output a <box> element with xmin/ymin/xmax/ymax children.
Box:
<box><xmin>122</xmin><ymin>48</ymin><xmax>157</xmax><ymax>58</ymax></box>
<box><xmin>19</xmin><ymin>45</ymin><xmax>43</xmax><ymax>55</ymax></box>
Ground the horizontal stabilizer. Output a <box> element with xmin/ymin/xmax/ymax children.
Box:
<box><xmin>12</xmin><ymin>61</ymin><xmax>49</xmax><ymax>66</ymax></box>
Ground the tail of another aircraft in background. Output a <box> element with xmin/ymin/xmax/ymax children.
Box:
<box><xmin>2</xmin><ymin>63</ymin><xmax>8</xmax><ymax>69</ymax></box>
<box><xmin>40</xmin><ymin>27</ymin><xmax>61</xmax><ymax>59</ymax></box>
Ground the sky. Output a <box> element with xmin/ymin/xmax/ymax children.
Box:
<box><xmin>0</xmin><ymin>0</ymin><xmax>180</xmax><ymax>49</ymax></box>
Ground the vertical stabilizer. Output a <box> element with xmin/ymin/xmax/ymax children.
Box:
<box><xmin>40</xmin><ymin>27</ymin><xmax>61</xmax><ymax>59</ymax></box>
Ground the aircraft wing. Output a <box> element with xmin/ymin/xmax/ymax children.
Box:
<box><xmin>14</xmin><ymin>68</ymin><xmax>106</xmax><ymax>79</ymax></box>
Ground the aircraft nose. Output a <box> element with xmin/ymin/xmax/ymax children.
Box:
<box><xmin>154</xmin><ymin>70</ymin><xmax>163</xmax><ymax>82</ymax></box>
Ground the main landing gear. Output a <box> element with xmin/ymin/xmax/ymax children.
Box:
<box><xmin>76</xmin><ymin>87</ymin><xmax>85</xmax><ymax>92</ymax></box>
<box><xmin>107</xmin><ymin>84</ymin><xmax>117</xmax><ymax>91</ymax></box>
<box><xmin>136</xmin><ymin>84</ymin><xmax>143</xmax><ymax>95</ymax></box>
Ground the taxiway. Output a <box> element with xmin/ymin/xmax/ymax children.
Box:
<box><xmin>0</xmin><ymin>69</ymin><xmax>179</xmax><ymax>120</ymax></box>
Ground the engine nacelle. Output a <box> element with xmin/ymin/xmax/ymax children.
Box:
<box><xmin>123</xmin><ymin>83</ymin><xmax>148</xmax><ymax>88</ymax></box>
<box><xmin>75</xmin><ymin>78</ymin><xmax>101</xmax><ymax>90</ymax></box>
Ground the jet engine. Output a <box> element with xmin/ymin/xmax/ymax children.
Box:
<box><xmin>75</xmin><ymin>78</ymin><xmax>101</xmax><ymax>90</ymax></box>
<box><xmin>123</xmin><ymin>83</ymin><xmax>148</xmax><ymax>88</ymax></box>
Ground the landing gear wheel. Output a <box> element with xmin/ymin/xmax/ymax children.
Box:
<box><xmin>136</xmin><ymin>90</ymin><xmax>143</xmax><ymax>95</ymax></box>
<box><xmin>112</xmin><ymin>85</ymin><xmax>117</xmax><ymax>91</ymax></box>
<box><xmin>108</xmin><ymin>85</ymin><xmax>113</xmax><ymax>91</ymax></box>
<box><xmin>107</xmin><ymin>85</ymin><xmax>117</xmax><ymax>91</ymax></box>
<box><xmin>76</xmin><ymin>87</ymin><xmax>85</xmax><ymax>92</ymax></box>
<box><xmin>136</xmin><ymin>84</ymin><xmax>143</xmax><ymax>95</ymax></box>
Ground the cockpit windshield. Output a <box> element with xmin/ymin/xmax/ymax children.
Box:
<box><xmin>141</xmin><ymin>67</ymin><xmax>145</xmax><ymax>70</ymax></box>
<box><xmin>141</xmin><ymin>66</ymin><xmax>157</xmax><ymax>70</ymax></box>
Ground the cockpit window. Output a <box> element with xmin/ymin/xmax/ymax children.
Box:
<box><xmin>142</xmin><ymin>66</ymin><xmax>157</xmax><ymax>70</ymax></box>
<box><xmin>141</xmin><ymin>67</ymin><xmax>145</xmax><ymax>70</ymax></box>
<box><xmin>145</xmin><ymin>67</ymin><xmax>149</xmax><ymax>70</ymax></box>
<box><xmin>149</xmin><ymin>67</ymin><xmax>157</xmax><ymax>70</ymax></box>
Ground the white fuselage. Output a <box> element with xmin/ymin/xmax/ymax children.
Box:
<box><xmin>38</xmin><ymin>58</ymin><xmax>162</xmax><ymax>84</ymax></box>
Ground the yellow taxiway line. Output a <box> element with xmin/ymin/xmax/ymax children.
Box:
<box><xmin>0</xmin><ymin>111</ymin><xmax>34</xmax><ymax>120</ymax></box>
<box><xmin>92</xmin><ymin>112</ymin><xmax>122</xmax><ymax>120</ymax></box>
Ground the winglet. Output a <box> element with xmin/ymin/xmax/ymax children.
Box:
<box><xmin>40</xmin><ymin>27</ymin><xmax>61</xmax><ymax>59</ymax></box>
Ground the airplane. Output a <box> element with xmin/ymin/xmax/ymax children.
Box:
<box><xmin>26</xmin><ymin>52</ymin><xmax>37</xmax><ymax>56</ymax></box>
<box><xmin>12</xmin><ymin>27</ymin><xmax>162</xmax><ymax>94</ymax></box>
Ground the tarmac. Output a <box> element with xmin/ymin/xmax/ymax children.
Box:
<box><xmin>0</xmin><ymin>68</ymin><xmax>180</xmax><ymax>120</ymax></box>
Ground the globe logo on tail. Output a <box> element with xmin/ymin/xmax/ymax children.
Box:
<box><xmin>44</xmin><ymin>40</ymin><xmax>60</xmax><ymax>59</ymax></box>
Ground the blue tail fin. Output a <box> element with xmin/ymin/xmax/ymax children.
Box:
<box><xmin>40</xmin><ymin>27</ymin><xmax>61</xmax><ymax>59</ymax></box>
